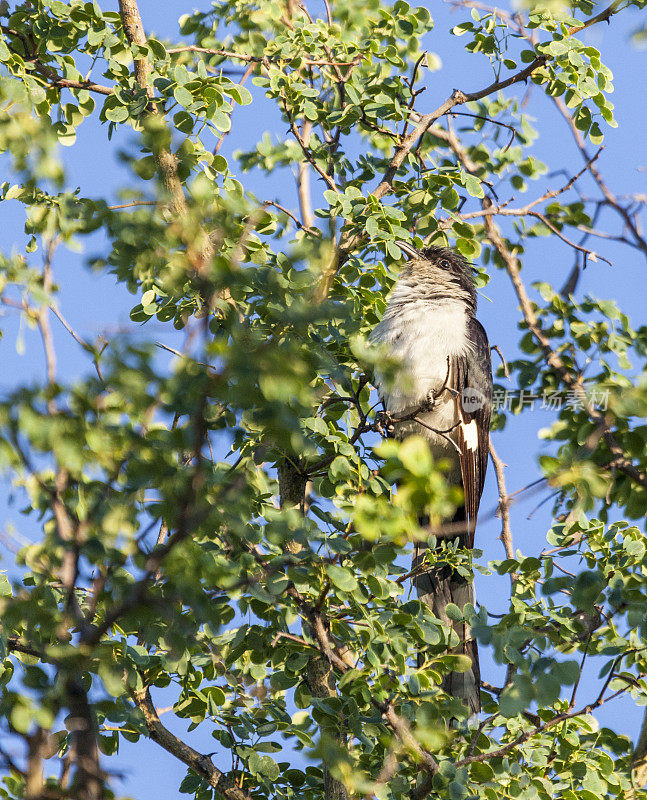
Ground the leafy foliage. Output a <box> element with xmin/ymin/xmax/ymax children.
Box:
<box><xmin>0</xmin><ymin>0</ymin><xmax>647</xmax><ymax>799</ymax></box>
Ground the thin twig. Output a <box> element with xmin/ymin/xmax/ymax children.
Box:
<box><xmin>483</xmin><ymin>205</ymin><xmax>647</xmax><ymax>490</ymax></box>
<box><xmin>214</xmin><ymin>61</ymin><xmax>255</xmax><ymax>155</ymax></box>
<box><xmin>37</xmin><ymin>239</ymin><xmax>58</xmax><ymax>391</ymax></box>
<box><xmin>284</xmin><ymin>101</ymin><xmax>339</xmax><ymax>192</ymax></box>
<box><xmin>264</xmin><ymin>201</ymin><xmax>320</xmax><ymax>235</ymax></box>
<box><xmin>107</xmin><ymin>201</ymin><xmax>157</xmax><ymax>210</ymax></box>
<box><xmin>489</xmin><ymin>442</ymin><xmax>514</xmax><ymax>561</ymax></box>
<box><xmin>491</xmin><ymin>344</ymin><xmax>509</xmax><ymax>379</ymax></box>
<box><xmin>166</xmin><ymin>44</ymin><xmax>360</xmax><ymax>68</ymax></box>
<box><xmin>447</xmin><ymin>110</ymin><xmax>517</xmax><ymax>152</ymax></box>
<box><xmin>552</xmin><ymin>96</ymin><xmax>647</xmax><ymax>257</ymax></box>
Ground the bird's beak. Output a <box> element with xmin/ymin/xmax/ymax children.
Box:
<box><xmin>394</xmin><ymin>241</ymin><xmax>422</xmax><ymax>260</ymax></box>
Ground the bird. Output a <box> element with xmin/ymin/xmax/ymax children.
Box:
<box><xmin>371</xmin><ymin>242</ymin><xmax>493</xmax><ymax>715</ymax></box>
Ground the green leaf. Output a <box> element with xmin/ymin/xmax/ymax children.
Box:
<box><xmin>211</xmin><ymin>109</ymin><xmax>232</xmax><ymax>132</ymax></box>
<box><xmin>445</xmin><ymin>654</ymin><xmax>473</xmax><ymax>672</ymax></box>
<box><xmin>212</xmin><ymin>154</ymin><xmax>228</xmax><ymax>173</ymax></box>
<box><xmin>463</xmin><ymin>175</ymin><xmax>484</xmax><ymax>198</ymax></box>
<box><xmin>500</xmin><ymin>676</ymin><xmax>534</xmax><ymax>717</ymax></box>
<box><xmin>470</xmin><ymin>762</ymin><xmax>494</xmax><ymax>782</ymax></box>
<box><xmin>173</xmin><ymin>85</ymin><xmax>194</xmax><ymax>107</ymax></box>
<box><xmin>259</xmin><ymin>755</ymin><xmax>280</xmax><ymax>781</ymax></box>
<box><xmin>589</xmin><ymin>122</ymin><xmax>604</xmax><ymax>144</ymax></box>
<box><xmin>386</xmin><ymin>240</ymin><xmax>402</xmax><ymax>259</ymax></box>
<box><xmin>0</xmin><ymin>574</ymin><xmax>11</xmax><ymax>596</ymax></box>
<box><xmin>148</xmin><ymin>38</ymin><xmax>167</xmax><ymax>60</ymax></box>
<box><xmin>228</xmin><ymin>85</ymin><xmax>253</xmax><ymax>105</ymax></box>
<box><xmin>326</xmin><ymin>564</ymin><xmax>358</xmax><ymax>592</ymax></box>
<box><xmin>445</xmin><ymin>603</ymin><xmax>463</xmax><ymax>621</ymax></box>
<box><xmin>105</xmin><ymin>105</ymin><xmax>129</xmax><ymax>123</ymax></box>
<box><xmin>551</xmin><ymin>660</ymin><xmax>581</xmax><ymax>686</ymax></box>
<box><xmin>329</xmin><ymin>455</ymin><xmax>352</xmax><ymax>481</ymax></box>
<box><xmin>535</xmin><ymin>672</ymin><xmax>560</xmax><ymax>705</ymax></box>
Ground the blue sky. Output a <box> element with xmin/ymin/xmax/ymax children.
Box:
<box><xmin>1</xmin><ymin>0</ymin><xmax>646</xmax><ymax>795</ymax></box>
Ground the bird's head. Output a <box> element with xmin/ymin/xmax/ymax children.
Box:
<box><xmin>393</xmin><ymin>241</ymin><xmax>477</xmax><ymax>310</ymax></box>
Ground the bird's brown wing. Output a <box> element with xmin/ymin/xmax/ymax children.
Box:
<box><xmin>452</xmin><ymin>319</ymin><xmax>493</xmax><ymax>545</ymax></box>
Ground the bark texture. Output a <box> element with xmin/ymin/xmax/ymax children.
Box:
<box><xmin>306</xmin><ymin>654</ymin><xmax>348</xmax><ymax>800</ymax></box>
<box><xmin>278</xmin><ymin>458</ymin><xmax>348</xmax><ymax>800</ymax></box>
<box><xmin>629</xmin><ymin>708</ymin><xmax>647</xmax><ymax>797</ymax></box>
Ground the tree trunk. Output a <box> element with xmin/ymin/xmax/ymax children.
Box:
<box><xmin>629</xmin><ymin>708</ymin><xmax>647</xmax><ymax>797</ymax></box>
<box><xmin>278</xmin><ymin>458</ymin><xmax>348</xmax><ymax>800</ymax></box>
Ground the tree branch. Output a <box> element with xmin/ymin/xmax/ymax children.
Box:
<box><xmin>629</xmin><ymin>709</ymin><xmax>647</xmax><ymax>796</ymax></box>
<box><xmin>117</xmin><ymin>0</ymin><xmax>190</xmax><ymax>220</ymax></box>
<box><xmin>297</xmin><ymin>120</ymin><xmax>315</xmax><ymax>229</ymax></box>
<box><xmin>264</xmin><ymin>201</ymin><xmax>320</xmax><ymax>235</ymax></box>
<box><xmin>489</xmin><ymin>442</ymin><xmax>514</xmax><ymax>561</ymax></box>
<box><xmin>414</xmin><ymin>680</ymin><xmax>628</xmax><ymax>800</ymax></box>
<box><xmin>0</xmin><ymin>27</ymin><xmax>114</xmax><ymax>96</ymax></box>
<box><xmin>132</xmin><ymin>687</ymin><xmax>254</xmax><ymax>800</ymax></box>
<box><xmin>483</xmin><ymin>206</ymin><xmax>647</xmax><ymax>490</ymax></box>
<box><xmin>566</xmin><ymin>0</ymin><xmax>623</xmax><ymax>35</ymax></box>
<box><xmin>277</xmin><ymin>457</ymin><xmax>348</xmax><ymax>799</ymax></box>
<box><xmin>282</xmin><ymin>582</ymin><xmax>439</xmax><ymax>783</ymax></box>
<box><xmin>315</xmin><ymin>2</ymin><xmax>625</xmax><ymax>300</ymax></box>
<box><xmin>284</xmin><ymin>100</ymin><xmax>339</xmax><ymax>192</ymax></box>
<box><xmin>166</xmin><ymin>45</ymin><xmax>361</xmax><ymax>69</ymax></box>
<box><xmin>435</xmin><ymin>146</ymin><xmax>608</xmax><ymax>267</ymax></box>
<box><xmin>36</xmin><ymin>239</ymin><xmax>57</xmax><ymax>393</ymax></box>
<box><xmin>64</xmin><ymin>677</ymin><xmax>103</xmax><ymax>800</ymax></box>
<box><xmin>552</xmin><ymin>96</ymin><xmax>647</xmax><ymax>258</ymax></box>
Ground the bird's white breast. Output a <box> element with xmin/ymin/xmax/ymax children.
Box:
<box><xmin>372</xmin><ymin>299</ymin><xmax>469</xmax><ymax>472</ymax></box>
<box><xmin>373</xmin><ymin>300</ymin><xmax>469</xmax><ymax>412</ymax></box>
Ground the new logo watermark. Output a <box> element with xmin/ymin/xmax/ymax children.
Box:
<box><xmin>461</xmin><ymin>387</ymin><xmax>487</xmax><ymax>412</ymax></box>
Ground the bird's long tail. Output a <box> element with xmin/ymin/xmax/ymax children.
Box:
<box><xmin>413</xmin><ymin>513</ymin><xmax>481</xmax><ymax>715</ymax></box>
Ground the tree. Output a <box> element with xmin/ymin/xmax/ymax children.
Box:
<box><xmin>0</xmin><ymin>0</ymin><xmax>647</xmax><ymax>798</ymax></box>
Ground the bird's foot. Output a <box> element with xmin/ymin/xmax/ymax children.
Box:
<box><xmin>420</xmin><ymin>390</ymin><xmax>437</xmax><ymax>412</ymax></box>
<box><xmin>374</xmin><ymin>410</ymin><xmax>395</xmax><ymax>436</ymax></box>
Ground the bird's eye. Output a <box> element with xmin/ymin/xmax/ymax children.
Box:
<box><xmin>439</xmin><ymin>259</ymin><xmax>451</xmax><ymax>269</ymax></box>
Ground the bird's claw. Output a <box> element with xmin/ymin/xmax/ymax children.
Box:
<box><xmin>420</xmin><ymin>390</ymin><xmax>437</xmax><ymax>412</ymax></box>
<box><xmin>374</xmin><ymin>410</ymin><xmax>395</xmax><ymax>436</ymax></box>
